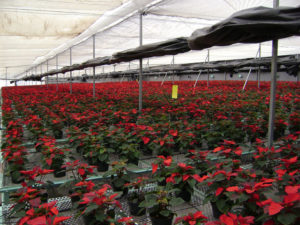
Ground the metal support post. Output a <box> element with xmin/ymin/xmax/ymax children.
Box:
<box><xmin>207</xmin><ymin>49</ymin><xmax>210</xmax><ymax>87</ymax></box>
<box><xmin>257</xmin><ymin>43</ymin><xmax>261</xmax><ymax>88</ymax></box>
<box><xmin>5</xmin><ymin>67</ymin><xmax>8</xmax><ymax>86</ymax></box>
<box><xmin>267</xmin><ymin>0</ymin><xmax>279</xmax><ymax>149</ymax></box>
<box><xmin>40</xmin><ymin>65</ymin><xmax>42</xmax><ymax>86</ymax></box>
<box><xmin>242</xmin><ymin>68</ymin><xmax>252</xmax><ymax>90</ymax></box>
<box><xmin>138</xmin><ymin>11</ymin><xmax>143</xmax><ymax>113</ymax></box>
<box><xmin>224</xmin><ymin>72</ymin><xmax>227</xmax><ymax>80</ymax></box>
<box><xmin>194</xmin><ymin>70</ymin><xmax>202</xmax><ymax>87</ymax></box>
<box><xmin>56</xmin><ymin>56</ymin><xmax>59</xmax><ymax>91</ymax></box>
<box><xmin>161</xmin><ymin>72</ymin><xmax>168</xmax><ymax>86</ymax></box>
<box><xmin>46</xmin><ymin>60</ymin><xmax>49</xmax><ymax>89</ymax></box>
<box><xmin>93</xmin><ymin>35</ymin><xmax>96</xmax><ymax>97</ymax></box>
<box><xmin>69</xmin><ymin>48</ymin><xmax>72</xmax><ymax>94</ymax></box>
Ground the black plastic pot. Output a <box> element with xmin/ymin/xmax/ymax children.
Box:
<box><xmin>97</xmin><ymin>161</ymin><xmax>109</xmax><ymax>172</ymax></box>
<box><xmin>53</xmin><ymin>129</ymin><xmax>63</xmax><ymax>139</ymax></box>
<box><xmin>128</xmin><ymin>158</ymin><xmax>139</xmax><ymax>166</ymax></box>
<box><xmin>10</xmin><ymin>171</ymin><xmax>24</xmax><ymax>184</ymax></box>
<box><xmin>128</xmin><ymin>200</ymin><xmax>146</xmax><ymax>216</ymax></box>
<box><xmin>150</xmin><ymin>214</ymin><xmax>173</xmax><ymax>225</ymax></box>
<box><xmin>53</xmin><ymin>167</ymin><xmax>66</xmax><ymax>177</ymax></box>
<box><xmin>177</xmin><ymin>189</ymin><xmax>192</xmax><ymax>202</ymax></box>
<box><xmin>211</xmin><ymin>201</ymin><xmax>222</xmax><ymax>219</ymax></box>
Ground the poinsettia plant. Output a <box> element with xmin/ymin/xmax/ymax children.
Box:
<box><xmin>174</xmin><ymin>211</ymin><xmax>208</xmax><ymax>225</ymax></box>
<box><xmin>17</xmin><ymin>201</ymin><xmax>71</xmax><ymax>225</ymax></box>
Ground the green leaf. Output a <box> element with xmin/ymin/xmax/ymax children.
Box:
<box><xmin>216</xmin><ymin>198</ymin><xmax>226</xmax><ymax>213</ymax></box>
<box><xmin>169</xmin><ymin>197</ymin><xmax>184</xmax><ymax>206</ymax></box>
<box><xmin>277</xmin><ymin>213</ymin><xmax>297</xmax><ymax>225</ymax></box>
<box><xmin>84</xmin><ymin>204</ymin><xmax>98</xmax><ymax>215</ymax></box>
<box><xmin>160</xmin><ymin>210</ymin><xmax>170</xmax><ymax>217</ymax></box>
<box><xmin>95</xmin><ymin>213</ymin><xmax>106</xmax><ymax>222</ymax></box>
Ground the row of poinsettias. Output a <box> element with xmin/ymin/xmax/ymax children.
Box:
<box><xmin>7</xmin><ymin>131</ymin><xmax>299</xmax><ymax>225</ymax></box>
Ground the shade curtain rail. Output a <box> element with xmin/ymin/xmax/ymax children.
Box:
<box><xmin>16</xmin><ymin>5</ymin><xmax>300</xmax><ymax>82</ymax></box>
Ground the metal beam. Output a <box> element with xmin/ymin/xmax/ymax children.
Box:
<box><xmin>46</xmin><ymin>60</ymin><xmax>49</xmax><ymax>89</ymax></box>
<box><xmin>267</xmin><ymin>0</ymin><xmax>279</xmax><ymax>149</ymax></box>
<box><xmin>257</xmin><ymin>43</ymin><xmax>261</xmax><ymax>88</ymax></box>
<box><xmin>207</xmin><ymin>49</ymin><xmax>210</xmax><ymax>87</ymax></box>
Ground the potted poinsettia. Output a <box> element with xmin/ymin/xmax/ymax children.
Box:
<box><xmin>139</xmin><ymin>187</ymin><xmax>184</xmax><ymax>225</ymax></box>
<box><xmin>205</xmin><ymin>213</ymin><xmax>254</xmax><ymax>225</ymax></box>
<box><xmin>165</xmin><ymin>162</ymin><xmax>203</xmax><ymax>202</ymax></box>
<box><xmin>125</xmin><ymin>176</ymin><xmax>149</xmax><ymax>216</ymax></box>
<box><xmin>2</xmin><ymin>144</ymin><xmax>27</xmax><ymax>183</ymax></box>
<box><xmin>17</xmin><ymin>201</ymin><xmax>71</xmax><ymax>225</ymax></box>
<box><xmin>174</xmin><ymin>211</ymin><xmax>208</xmax><ymax>225</ymax></box>
<box><xmin>61</xmin><ymin>160</ymin><xmax>96</xmax><ymax>204</ymax></box>
<box><xmin>104</xmin><ymin>160</ymin><xmax>130</xmax><ymax>195</ymax></box>
<box><xmin>85</xmin><ymin>144</ymin><xmax>113</xmax><ymax>172</ymax></box>
<box><xmin>151</xmin><ymin>155</ymin><xmax>173</xmax><ymax>186</ymax></box>
<box><xmin>78</xmin><ymin>184</ymin><xmax>121</xmax><ymax>225</ymax></box>
<box><xmin>41</xmin><ymin>144</ymin><xmax>69</xmax><ymax>178</ymax></box>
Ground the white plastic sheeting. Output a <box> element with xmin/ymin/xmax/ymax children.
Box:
<box><xmin>1</xmin><ymin>0</ymin><xmax>300</xmax><ymax>80</ymax></box>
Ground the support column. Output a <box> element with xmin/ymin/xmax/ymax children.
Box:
<box><xmin>93</xmin><ymin>35</ymin><xmax>96</xmax><ymax>98</ymax></box>
<box><xmin>207</xmin><ymin>49</ymin><xmax>210</xmax><ymax>87</ymax></box>
<box><xmin>56</xmin><ymin>56</ymin><xmax>59</xmax><ymax>92</ymax></box>
<box><xmin>40</xmin><ymin>66</ymin><xmax>42</xmax><ymax>86</ymax></box>
<box><xmin>267</xmin><ymin>0</ymin><xmax>279</xmax><ymax>149</ymax></box>
<box><xmin>69</xmin><ymin>48</ymin><xmax>72</xmax><ymax>94</ymax></box>
<box><xmin>46</xmin><ymin>60</ymin><xmax>49</xmax><ymax>89</ymax></box>
<box><xmin>257</xmin><ymin>43</ymin><xmax>261</xmax><ymax>88</ymax></box>
<box><xmin>5</xmin><ymin>67</ymin><xmax>8</xmax><ymax>86</ymax></box>
<box><xmin>138</xmin><ymin>11</ymin><xmax>143</xmax><ymax>113</ymax></box>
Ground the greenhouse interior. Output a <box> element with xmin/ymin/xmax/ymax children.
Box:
<box><xmin>0</xmin><ymin>0</ymin><xmax>300</xmax><ymax>224</ymax></box>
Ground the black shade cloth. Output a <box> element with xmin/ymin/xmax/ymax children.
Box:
<box><xmin>188</xmin><ymin>6</ymin><xmax>300</xmax><ymax>50</ymax></box>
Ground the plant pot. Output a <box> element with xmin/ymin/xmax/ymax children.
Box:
<box><xmin>35</xmin><ymin>143</ymin><xmax>42</xmax><ymax>152</ymax></box>
<box><xmin>53</xmin><ymin>129</ymin><xmax>63</xmax><ymax>139</ymax></box>
<box><xmin>150</xmin><ymin>214</ymin><xmax>173</xmax><ymax>225</ymax></box>
<box><xmin>142</xmin><ymin>148</ymin><xmax>152</xmax><ymax>156</ymax></box>
<box><xmin>128</xmin><ymin>158</ymin><xmax>139</xmax><ymax>166</ymax></box>
<box><xmin>51</xmin><ymin>159</ymin><xmax>66</xmax><ymax>177</ymax></box>
<box><xmin>97</xmin><ymin>161</ymin><xmax>109</xmax><ymax>172</ymax></box>
<box><xmin>82</xmin><ymin>212</ymin><xmax>111</xmax><ymax>225</ymax></box>
<box><xmin>128</xmin><ymin>200</ymin><xmax>146</xmax><ymax>216</ymax></box>
<box><xmin>177</xmin><ymin>189</ymin><xmax>192</xmax><ymax>202</ymax></box>
<box><xmin>10</xmin><ymin>171</ymin><xmax>24</xmax><ymax>184</ymax></box>
<box><xmin>211</xmin><ymin>201</ymin><xmax>222</xmax><ymax>219</ymax></box>
<box><xmin>112</xmin><ymin>179</ymin><xmax>128</xmax><ymax>196</ymax></box>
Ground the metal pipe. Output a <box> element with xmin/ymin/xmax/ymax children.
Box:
<box><xmin>207</xmin><ymin>49</ymin><xmax>210</xmax><ymax>87</ymax></box>
<box><xmin>267</xmin><ymin>0</ymin><xmax>279</xmax><ymax>149</ymax></box>
<box><xmin>161</xmin><ymin>72</ymin><xmax>168</xmax><ymax>86</ymax></box>
<box><xmin>257</xmin><ymin>43</ymin><xmax>261</xmax><ymax>88</ymax></box>
<box><xmin>70</xmin><ymin>48</ymin><xmax>72</xmax><ymax>94</ymax></box>
<box><xmin>194</xmin><ymin>70</ymin><xmax>202</xmax><ymax>87</ymax></box>
<box><xmin>242</xmin><ymin>68</ymin><xmax>252</xmax><ymax>90</ymax></box>
<box><xmin>46</xmin><ymin>60</ymin><xmax>49</xmax><ymax>89</ymax></box>
<box><xmin>40</xmin><ymin>65</ymin><xmax>42</xmax><ymax>86</ymax></box>
<box><xmin>138</xmin><ymin>11</ymin><xmax>143</xmax><ymax>113</ymax></box>
<box><xmin>56</xmin><ymin>56</ymin><xmax>59</xmax><ymax>92</ymax></box>
<box><xmin>93</xmin><ymin>35</ymin><xmax>96</xmax><ymax>97</ymax></box>
<box><xmin>5</xmin><ymin>67</ymin><xmax>7</xmax><ymax>86</ymax></box>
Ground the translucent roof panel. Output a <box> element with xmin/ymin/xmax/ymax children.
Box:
<box><xmin>0</xmin><ymin>0</ymin><xmax>130</xmax><ymax>78</ymax></box>
<box><xmin>2</xmin><ymin>0</ymin><xmax>300</xmax><ymax>80</ymax></box>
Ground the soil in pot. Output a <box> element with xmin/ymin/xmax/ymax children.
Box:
<box><xmin>150</xmin><ymin>214</ymin><xmax>173</xmax><ymax>225</ymax></box>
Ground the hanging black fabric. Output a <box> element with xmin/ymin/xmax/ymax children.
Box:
<box><xmin>188</xmin><ymin>6</ymin><xmax>300</xmax><ymax>50</ymax></box>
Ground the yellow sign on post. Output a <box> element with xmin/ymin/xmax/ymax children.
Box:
<box><xmin>172</xmin><ymin>85</ymin><xmax>178</xmax><ymax>99</ymax></box>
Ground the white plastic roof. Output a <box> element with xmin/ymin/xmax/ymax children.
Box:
<box><xmin>1</xmin><ymin>0</ymin><xmax>300</xmax><ymax>79</ymax></box>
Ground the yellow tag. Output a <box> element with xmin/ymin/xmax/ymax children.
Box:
<box><xmin>172</xmin><ymin>85</ymin><xmax>178</xmax><ymax>99</ymax></box>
